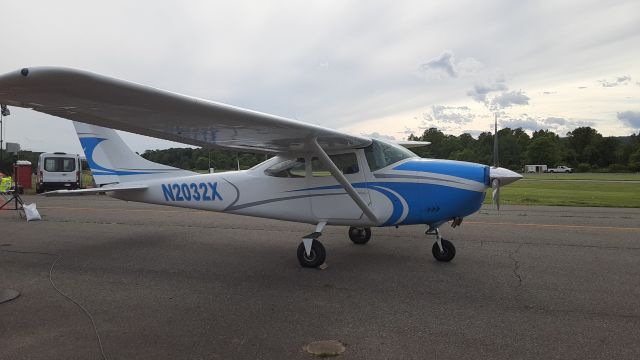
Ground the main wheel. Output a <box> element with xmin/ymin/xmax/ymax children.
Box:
<box><xmin>297</xmin><ymin>240</ymin><xmax>326</xmax><ymax>268</ymax></box>
<box><xmin>348</xmin><ymin>226</ymin><xmax>371</xmax><ymax>245</ymax></box>
<box><xmin>432</xmin><ymin>239</ymin><xmax>456</xmax><ymax>262</ymax></box>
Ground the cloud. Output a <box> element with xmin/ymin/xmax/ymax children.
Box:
<box><xmin>429</xmin><ymin>105</ymin><xmax>475</xmax><ymax>125</ymax></box>
<box><xmin>499</xmin><ymin>115</ymin><xmax>594</xmax><ymax>133</ymax></box>
<box><xmin>466</xmin><ymin>80</ymin><xmax>508</xmax><ymax>103</ymax></box>
<box><xmin>578</xmin><ymin>86</ymin><xmax>588</xmax><ymax>89</ymax></box>
<box><xmin>420</xmin><ymin>51</ymin><xmax>482</xmax><ymax>79</ymax></box>
<box><xmin>542</xmin><ymin>91</ymin><xmax>556</xmax><ymax>95</ymax></box>
<box><xmin>490</xmin><ymin>90</ymin><xmax>530</xmax><ymax>109</ymax></box>
<box><xmin>598</xmin><ymin>75</ymin><xmax>631</xmax><ymax>87</ymax></box>
<box><xmin>544</xmin><ymin>117</ymin><xmax>567</xmax><ymax>126</ymax></box>
<box><xmin>617</xmin><ymin>111</ymin><xmax>640</xmax><ymax>129</ymax></box>
<box><xmin>361</xmin><ymin>131</ymin><xmax>396</xmax><ymax>140</ymax></box>
<box><xmin>420</xmin><ymin>51</ymin><xmax>457</xmax><ymax>78</ymax></box>
<box><xmin>499</xmin><ymin>117</ymin><xmax>543</xmax><ymax>131</ymax></box>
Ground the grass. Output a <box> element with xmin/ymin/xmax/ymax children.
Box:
<box><xmin>522</xmin><ymin>172</ymin><xmax>640</xmax><ymax>181</ymax></box>
<box><xmin>484</xmin><ymin>173</ymin><xmax>640</xmax><ymax>207</ymax></box>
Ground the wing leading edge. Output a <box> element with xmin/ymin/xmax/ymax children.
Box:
<box><xmin>0</xmin><ymin>67</ymin><xmax>371</xmax><ymax>153</ymax></box>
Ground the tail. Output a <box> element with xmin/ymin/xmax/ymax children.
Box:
<box><xmin>73</xmin><ymin>121</ymin><xmax>195</xmax><ymax>186</ymax></box>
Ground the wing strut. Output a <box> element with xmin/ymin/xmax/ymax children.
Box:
<box><xmin>309</xmin><ymin>138</ymin><xmax>380</xmax><ymax>225</ymax></box>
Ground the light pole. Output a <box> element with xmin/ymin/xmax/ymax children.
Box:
<box><xmin>0</xmin><ymin>105</ymin><xmax>10</xmax><ymax>165</ymax></box>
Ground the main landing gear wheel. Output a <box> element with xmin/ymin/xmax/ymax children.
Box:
<box><xmin>297</xmin><ymin>240</ymin><xmax>326</xmax><ymax>268</ymax></box>
<box><xmin>432</xmin><ymin>239</ymin><xmax>456</xmax><ymax>262</ymax></box>
<box><xmin>348</xmin><ymin>226</ymin><xmax>371</xmax><ymax>245</ymax></box>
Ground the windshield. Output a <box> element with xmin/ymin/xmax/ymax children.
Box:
<box><xmin>364</xmin><ymin>139</ymin><xmax>417</xmax><ymax>171</ymax></box>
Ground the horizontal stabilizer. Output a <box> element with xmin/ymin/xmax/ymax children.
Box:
<box><xmin>42</xmin><ymin>184</ymin><xmax>148</xmax><ymax>197</ymax></box>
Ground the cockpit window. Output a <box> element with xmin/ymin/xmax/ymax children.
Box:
<box><xmin>311</xmin><ymin>153</ymin><xmax>359</xmax><ymax>177</ymax></box>
<box><xmin>364</xmin><ymin>139</ymin><xmax>417</xmax><ymax>171</ymax></box>
<box><xmin>264</xmin><ymin>158</ymin><xmax>306</xmax><ymax>178</ymax></box>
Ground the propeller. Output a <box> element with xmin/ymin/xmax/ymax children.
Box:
<box><xmin>489</xmin><ymin>113</ymin><xmax>523</xmax><ymax>210</ymax></box>
<box><xmin>492</xmin><ymin>178</ymin><xmax>500</xmax><ymax>210</ymax></box>
<box><xmin>492</xmin><ymin>113</ymin><xmax>501</xmax><ymax>210</ymax></box>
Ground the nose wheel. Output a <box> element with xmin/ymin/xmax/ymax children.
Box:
<box><xmin>426</xmin><ymin>226</ymin><xmax>456</xmax><ymax>262</ymax></box>
<box><xmin>431</xmin><ymin>238</ymin><xmax>455</xmax><ymax>262</ymax></box>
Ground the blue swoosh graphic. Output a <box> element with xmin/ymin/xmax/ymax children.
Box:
<box><xmin>393</xmin><ymin>160</ymin><xmax>487</xmax><ymax>183</ymax></box>
<box><xmin>80</xmin><ymin>137</ymin><xmax>159</xmax><ymax>176</ymax></box>
<box><xmin>290</xmin><ymin>181</ymin><xmax>485</xmax><ymax>226</ymax></box>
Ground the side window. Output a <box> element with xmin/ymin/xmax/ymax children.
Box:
<box><xmin>44</xmin><ymin>158</ymin><xmax>58</xmax><ymax>172</ymax></box>
<box><xmin>62</xmin><ymin>158</ymin><xmax>76</xmax><ymax>172</ymax></box>
<box><xmin>264</xmin><ymin>158</ymin><xmax>306</xmax><ymax>178</ymax></box>
<box><xmin>311</xmin><ymin>153</ymin><xmax>359</xmax><ymax>177</ymax></box>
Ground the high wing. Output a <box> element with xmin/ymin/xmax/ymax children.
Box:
<box><xmin>0</xmin><ymin>67</ymin><xmax>371</xmax><ymax>153</ymax></box>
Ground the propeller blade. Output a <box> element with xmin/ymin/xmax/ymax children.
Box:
<box><xmin>491</xmin><ymin>178</ymin><xmax>500</xmax><ymax>210</ymax></box>
<box><xmin>493</xmin><ymin>112</ymin><xmax>499</xmax><ymax>168</ymax></box>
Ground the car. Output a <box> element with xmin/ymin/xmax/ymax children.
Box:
<box><xmin>546</xmin><ymin>165</ymin><xmax>573</xmax><ymax>173</ymax></box>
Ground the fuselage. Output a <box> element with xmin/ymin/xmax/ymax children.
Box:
<box><xmin>114</xmin><ymin>140</ymin><xmax>499</xmax><ymax>228</ymax></box>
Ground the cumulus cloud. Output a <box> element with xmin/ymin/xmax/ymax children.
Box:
<box><xmin>499</xmin><ymin>115</ymin><xmax>594</xmax><ymax>133</ymax></box>
<box><xmin>421</xmin><ymin>51</ymin><xmax>457</xmax><ymax>77</ymax></box>
<box><xmin>499</xmin><ymin>117</ymin><xmax>543</xmax><ymax>131</ymax></box>
<box><xmin>598</xmin><ymin>75</ymin><xmax>631</xmax><ymax>87</ymax></box>
<box><xmin>490</xmin><ymin>90</ymin><xmax>530</xmax><ymax>109</ymax></box>
<box><xmin>544</xmin><ymin>117</ymin><xmax>567</xmax><ymax>126</ymax></box>
<box><xmin>420</xmin><ymin>51</ymin><xmax>482</xmax><ymax>79</ymax></box>
<box><xmin>361</xmin><ymin>131</ymin><xmax>396</xmax><ymax>140</ymax></box>
<box><xmin>429</xmin><ymin>105</ymin><xmax>475</xmax><ymax>124</ymax></box>
<box><xmin>617</xmin><ymin>111</ymin><xmax>640</xmax><ymax>129</ymax></box>
<box><xmin>466</xmin><ymin>80</ymin><xmax>508</xmax><ymax>103</ymax></box>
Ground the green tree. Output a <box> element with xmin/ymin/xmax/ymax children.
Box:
<box><xmin>527</xmin><ymin>136</ymin><xmax>560</xmax><ymax>166</ymax></box>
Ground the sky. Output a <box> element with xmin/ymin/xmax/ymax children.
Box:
<box><xmin>1</xmin><ymin>0</ymin><xmax>639</xmax><ymax>153</ymax></box>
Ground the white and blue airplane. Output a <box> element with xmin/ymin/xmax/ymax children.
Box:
<box><xmin>0</xmin><ymin>67</ymin><xmax>521</xmax><ymax>267</ymax></box>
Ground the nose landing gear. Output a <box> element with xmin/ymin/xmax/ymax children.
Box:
<box><xmin>426</xmin><ymin>227</ymin><xmax>456</xmax><ymax>262</ymax></box>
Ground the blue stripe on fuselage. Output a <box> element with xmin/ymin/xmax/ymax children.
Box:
<box><xmin>393</xmin><ymin>159</ymin><xmax>487</xmax><ymax>183</ymax></box>
<box><xmin>291</xmin><ymin>181</ymin><xmax>485</xmax><ymax>226</ymax></box>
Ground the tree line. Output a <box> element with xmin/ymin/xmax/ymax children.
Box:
<box><xmin>1</xmin><ymin>126</ymin><xmax>639</xmax><ymax>174</ymax></box>
<box><xmin>408</xmin><ymin>126</ymin><xmax>640</xmax><ymax>172</ymax></box>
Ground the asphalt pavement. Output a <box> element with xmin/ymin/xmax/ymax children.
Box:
<box><xmin>1</xmin><ymin>196</ymin><xmax>639</xmax><ymax>359</ymax></box>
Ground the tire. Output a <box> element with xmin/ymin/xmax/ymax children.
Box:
<box><xmin>297</xmin><ymin>240</ymin><xmax>326</xmax><ymax>268</ymax></box>
<box><xmin>432</xmin><ymin>239</ymin><xmax>456</xmax><ymax>262</ymax></box>
<box><xmin>348</xmin><ymin>227</ymin><xmax>371</xmax><ymax>244</ymax></box>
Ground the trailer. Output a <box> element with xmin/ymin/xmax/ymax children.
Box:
<box><xmin>525</xmin><ymin>164</ymin><xmax>547</xmax><ymax>173</ymax></box>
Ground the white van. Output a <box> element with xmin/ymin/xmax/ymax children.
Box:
<box><xmin>37</xmin><ymin>152</ymin><xmax>82</xmax><ymax>193</ymax></box>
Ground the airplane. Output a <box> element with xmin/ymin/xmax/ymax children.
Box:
<box><xmin>0</xmin><ymin>67</ymin><xmax>522</xmax><ymax>268</ymax></box>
